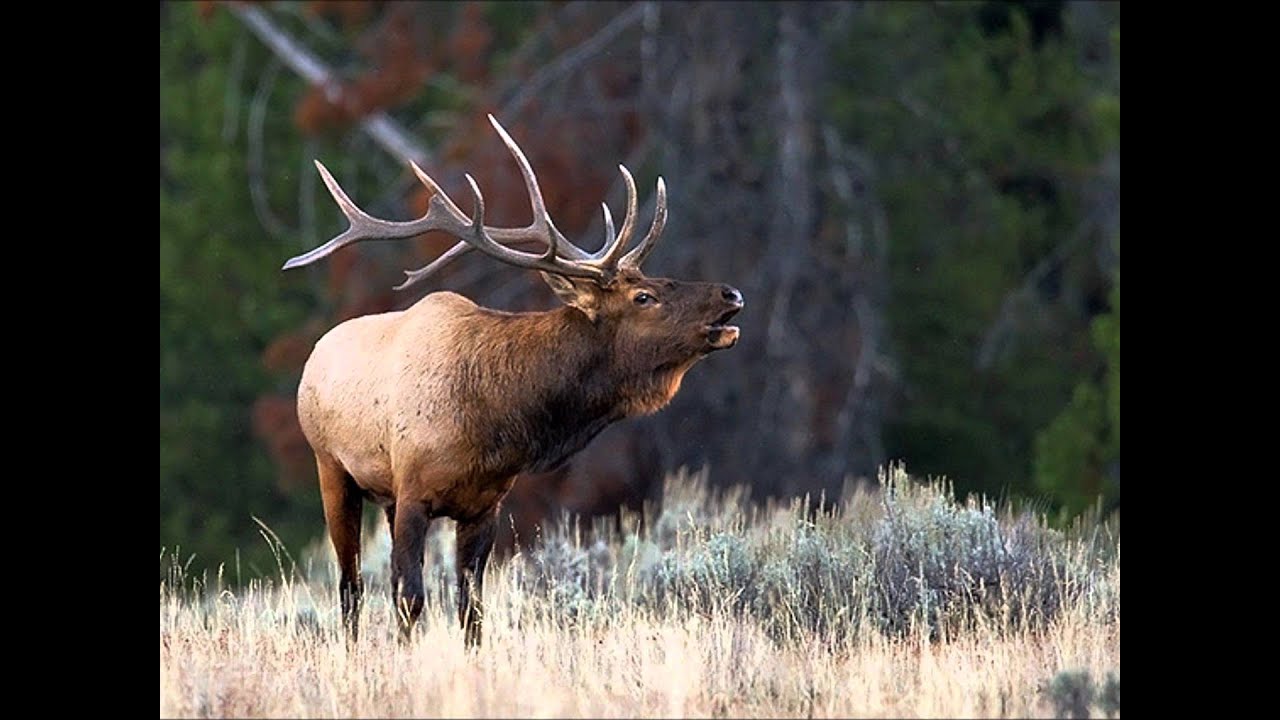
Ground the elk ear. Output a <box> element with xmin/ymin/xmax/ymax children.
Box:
<box><xmin>540</xmin><ymin>272</ymin><xmax>600</xmax><ymax>321</ymax></box>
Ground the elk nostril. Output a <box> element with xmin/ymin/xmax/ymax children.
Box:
<box><xmin>721</xmin><ymin>286</ymin><xmax>743</xmax><ymax>305</ymax></box>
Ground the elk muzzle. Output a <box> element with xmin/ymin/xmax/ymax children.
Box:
<box><xmin>706</xmin><ymin>285</ymin><xmax>744</xmax><ymax>350</ymax></box>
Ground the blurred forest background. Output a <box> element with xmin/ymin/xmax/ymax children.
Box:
<box><xmin>160</xmin><ymin>0</ymin><xmax>1119</xmax><ymax>576</ymax></box>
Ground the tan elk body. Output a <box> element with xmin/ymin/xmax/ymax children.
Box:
<box><xmin>286</xmin><ymin>116</ymin><xmax>743</xmax><ymax>645</ymax></box>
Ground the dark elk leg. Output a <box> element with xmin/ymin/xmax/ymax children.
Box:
<box><xmin>391</xmin><ymin>504</ymin><xmax>430</xmax><ymax>641</ymax></box>
<box><xmin>456</xmin><ymin>509</ymin><xmax>498</xmax><ymax>648</ymax></box>
<box><xmin>317</xmin><ymin>455</ymin><xmax>363</xmax><ymax>640</ymax></box>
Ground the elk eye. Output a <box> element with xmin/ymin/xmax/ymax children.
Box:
<box><xmin>633</xmin><ymin>291</ymin><xmax>656</xmax><ymax>306</ymax></box>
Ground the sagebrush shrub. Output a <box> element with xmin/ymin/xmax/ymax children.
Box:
<box><xmin>300</xmin><ymin>464</ymin><xmax>1118</xmax><ymax>641</ymax></box>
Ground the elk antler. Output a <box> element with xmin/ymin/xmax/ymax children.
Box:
<box><xmin>282</xmin><ymin>115</ymin><xmax>667</xmax><ymax>290</ymax></box>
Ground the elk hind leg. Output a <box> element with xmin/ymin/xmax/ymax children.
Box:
<box><xmin>318</xmin><ymin>454</ymin><xmax>363</xmax><ymax>640</ymax></box>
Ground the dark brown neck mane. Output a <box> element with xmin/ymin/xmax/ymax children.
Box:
<box><xmin>452</xmin><ymin>306</ymin><xmax>662</xmax><ymax>477</ymax></box>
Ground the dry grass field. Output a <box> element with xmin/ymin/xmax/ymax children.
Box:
<box><xmin>160</xmin><ymin>467</ymin><xmax>1119</xmax><ymax>718</ymax></box>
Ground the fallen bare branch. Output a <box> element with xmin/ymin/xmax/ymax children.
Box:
<box><xmin>228</xmin><ymin>2</ymin><xmax>434</xmax><ymax>167</ymax></box>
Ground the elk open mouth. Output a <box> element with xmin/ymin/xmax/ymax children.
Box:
<box><xmin>705</xmin><ymin>307</ymin><xmax>742</xmax><ymax>350</ymax></box>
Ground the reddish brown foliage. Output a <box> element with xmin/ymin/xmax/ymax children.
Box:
<box><xmin>252</xmin><ymin>394</ymin><xmax>314</xmax><ymax>491</ymax></box>
<box><xmin>335</xmin><ymin>289</ymin><xmax>397</xmax><ymax>325</ymax></box>
<box><xmin>448</xmin><ymin>2</ymin><xmax>493</xmax><ymax>85</ymax></box>
<box><xmin>293</xmin><ymin>87</ymin><xmax>350</xmax><ymax>137</ymax></box>
<box><xmin>326</xmin><ymin>243</ymin><xmax>359</xmax><ymax>298</ymax></box>
<box><xmin>304</xmin><ymin>0</ymin><xmax>372</xmax><ymax>30</ymax></box>
<box><xmin>316</xmin><ymin>240</ymin><xmax>398</xmax><ymax>323</ymax></box>
<box><xmin>261</xmin><ymin>322</ymin><xmax>326</xmax><ymax>374</ymax></box>
<box><xmin>295</xmin><ymin>4</ymin><xmax>437</xmax><ymax>135</ymax></box>
<box><xmin>196</xmin><ymin>0</ymin><xmax>218</xmax><ymax>21</ymax></box>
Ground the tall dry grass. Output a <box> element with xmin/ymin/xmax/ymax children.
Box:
<box><xmin>160</xmin><ymin>466</ymin><xmax>1119</xmax><ymax>718</ymax></box>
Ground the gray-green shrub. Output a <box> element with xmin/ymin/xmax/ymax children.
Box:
<box><xmin>480</xmin><ymin>465</ymin><xmax>1119</xmax><ymax>640</ymax></box>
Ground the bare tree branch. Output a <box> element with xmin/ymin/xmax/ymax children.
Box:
<box><xmin>496</xmin><ymin>1</ymin><xmax>593</xmax><ymax>95</ymax></box>
<box><xmin>228</xmin><ymin>3</ymin><xmax>434</xmax><ymax>167</ymax></box>
<box><xmin>500</xmin><ymin>3</ymin><xmax>646</xmax><ymax>121</ymax></box>
<box><xmin>248</xmin><ymin>58</ymin><xmax>293</xmax><ymax>239</ymax></box>
<box><xmin>273</xmin><ymin>0</ymin><xmax>345</xmax><ymax>47</ymax></box>
<box><xmin>974</xmin><ymin>204</ymin><xmax>1106</xmax><ymax>370</ymax></box>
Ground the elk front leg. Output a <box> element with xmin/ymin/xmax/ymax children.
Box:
<box><xmin>318</xmin><ymin>455</ymin><xmax>363</xmax><ymax>640</ymax></box>
<box><xmin>456</xmin><ymin>509</ymin><xmax>498</xmax><ymax>648</ymax></box>
<box><xmin>390</xmin><ymin>503</ymin><xmax>430</xmax><ymax>641</ymax></box>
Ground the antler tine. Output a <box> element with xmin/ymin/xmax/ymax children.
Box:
<box><xmin>283</xmin><ymin>161</ymin><xmax>436</xmax><ymax>270</ymax></box>
<box><xmin>395</xmin><ymin>240</ymin><xmax>470</xmax><ymax>291</ymax></box>
<box><xmin>455</xmin><ymin>173</ymin><xmax>606</xmax><ymax>281</ymax></box>
<box><xmin>486</xmin><ymin>114</ymin><xmax>591</xmax><ymax>261</ymax></box>
<box><xmin>600</xmin><ymin>203</ymin><xmax>615</xmax><ymax>252</ymax></box>
<box><xmin>620</xmin><ymin>177</ymin><xmax>667</xmax><ymax>269</ymax></box>
<box><xmin>586</xmin><ymin>165</ymin><xmax>638</xmax><ymax>270</ymax></box>
<box><xmin>409</xmin><ymin>159</ymin><xmax>467</xmax><ymax>219</ymax></box>
<box><xmin>413</xmin><ymin>155</ymin><xmax>578</xmax><ymax>254</ymax></box>
<box><xmin>396</xmin><ymin>235</ymin><xmax>556</xmax><ymax>292</ymax></box>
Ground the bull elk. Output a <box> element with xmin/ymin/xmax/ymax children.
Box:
<box><xmin>284</xmin><ymin>115</ymin><xmax>743</xmax><ymax>646</ymax></box>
